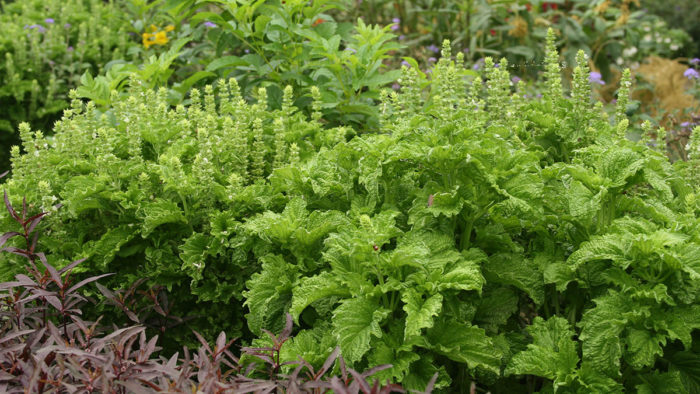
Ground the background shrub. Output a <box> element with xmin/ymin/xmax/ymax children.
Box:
<box><xmin>0</xmin><ymin>0</ymin><xmax>134</xmax><ymax>171</ymax></box>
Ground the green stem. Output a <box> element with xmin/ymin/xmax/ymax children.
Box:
<box><xmin>177</xmin><ymin>191</ymin><xmax>189</xmax><ymax>217</ymax></box>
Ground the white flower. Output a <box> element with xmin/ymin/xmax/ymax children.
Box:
<box><xmin>643</xmin><ymin>26</ymin><xmax>651</xmax><ymax>32</ymax></box>
<box><xmin>643</xmin><ymin>34</ymin><xmax>652</xmax><ymax>42</ymax></box>
<box><xmin>623</xmin><ymin>47</ymin><xmax>638</xmax><ymax>57</ymax></box>
<box><xmin>616</xmin><ymin>57</ymin><xmax>624</xmax><ymax>65</ymax></box>
<box><xmin>671</xmin><ymin>44</ymin><xmax>679</xmax><ymax>51</ymax></box>
<box><xmin>664</xmin><ymin>38</ymin><xmax>671</xmax><ymax>44</ymax></box>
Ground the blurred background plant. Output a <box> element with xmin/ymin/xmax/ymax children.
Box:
<box><xmin>0</xmin><ymin>0</ymin><xmax>133</xmax><ymax>171</ymax></box>
<box><xmin>640</xmin><ymin>0</ymin><xmax>700</xmax><ymax>59</ymax></box>
<box><xmin>336</xmin><ymin>0</ymin><xmax>691</xmax><ymax>82</ymax></box>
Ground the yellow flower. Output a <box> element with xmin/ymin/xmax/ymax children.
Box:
<box><xmin>142</xmin><ymin>25</ymin><xmax>174</xmax><ymax>48</ymax></box>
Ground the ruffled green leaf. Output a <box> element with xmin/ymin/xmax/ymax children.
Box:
<box><xmin>332</xmin><ymin>297</ymin><xmax>390</xmax><ymax>363</ymax></box>
<box><xmin>402</xmin><ymin>289</ymin><xmax>443</xmax><ymax>341</ymax></box>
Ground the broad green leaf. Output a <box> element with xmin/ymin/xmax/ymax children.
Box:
<box><xmin>82</xmin><ymin>225</ymin><xmax>136</xmax><ymax>270</ymax></box>
<box><xmin>402</xmin><ymin>289</ymin><xmax>443</xmax><ymax>341</ymax></box>
<box><xmin>332</xmin><ymin>297</ymin><xmax>390</xmax><ymax>363</ymax></box>
<box><xmin>506</xmin><ymin>316</ymin><xmax>578</xmax><ymax>388</ymax></box>
<box><xmin>290</xmin><ymin>271</ymin><xmax>350</xmax><ymax>323</ymax></box>
<box><xmin>625</xmin><ymin>328</ymin><xmax>666</xmax><ymax>369</ymax></box>
<box><xmin>578</xmin><ymin>292</ymin><xmax>628</xmax><ymax>377</ymax></box>
<box><xmin>668</xmin><ymin>350</ymin><xmax>700</xmax><ymax>394</ymax></box>
<box><xmin>483</xmin><ymin>253</ymin><xmax>544</xmax><ymax>305</ymax></box>
<box><xmin>243</xmin><ymin>255</ymin><xmax>298</xmax><ymax>335</ymax></box>
<box><xmin>140</xmin><ymin>199</ymin><xmax>186</xmax><ymax>237</ymax></box>
<box><xmin>179</xmin><ymin>232</ymin><xmax>211</xmax><ymax>282</ymax></box>
<box><xmin>421</xmin><ymin>318</ymin><xmax>502</xmax><ymax>373</ymax></box>
<box><xmin>636</xmin><ymin>371</ymin><xmax>687</xmax><ymax>394</ymax></box>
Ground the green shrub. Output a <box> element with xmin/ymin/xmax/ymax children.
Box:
<box><xmin>0</xmin><ymin>0</ymin><xmax>135</xmax><ymax>169</ymax></box>
<box><xmin>239</xmin><ymin>35</ymin><xmax>700</xmax><ymax>390</ymax></box>
<box><xmin>4</xmin><ymin>28</ymin><xmax>700</xmax><ymax>391</ymax></box>
<box><xmin>165</xmin><ymin>0</ymin><xmax>402</xmax><ymax>131</ymax></box>
<box><xmin>1</xmin><ymin>80</ymin><xmax>350</xmax><ymax>346</ymax></box>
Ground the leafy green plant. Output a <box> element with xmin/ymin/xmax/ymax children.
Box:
<box><xmin>164</xmin><ymin>0</ymin><xmax>402</xmax><ymax>130</ymax></box>
<box><xmin>0</xmin><ymin>192</ymin><xmax>419</xmax><ymax>393</ymax></box>
<box><xmin>239</xmin><ymin>34</ymin><xmax>700</xmax><ymax>391</ymax></box>
<box><xmin>0</xmin><ymin>0</ymin><xmax>135</xmax><ymax>170</ymax></box>
<box><xmin>0</xmin><ymin>80</ymin><xmax>350</xmax><ymax>348</ymax></box>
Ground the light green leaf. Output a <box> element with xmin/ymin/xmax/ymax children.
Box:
<box><xmin>483</xmin><ymin>253</ymin><xmax>544</xmax><ymax>305</ymax></box>
<box><xmin>332</xmin><ymin>297</ymin><xmax>390</xmax><ymax>363</ymax></box>
<box><xmin>402</xmin><ymin>289</ymin><xmax>443</xmax><ymax>341</ymax></box>
<box><xmin>578</xmin><ymin>292</ymin><xmax>628</xmax><ymax>377</ymax></box>
<box><xmin>243</xmin><ymin>255</ymin><xmax>298</xmax><ymax>335</ymax></box>
<box><xmin>290</xmin><ymin>271</ymin><xmax>350</xmax><ymax>323</ymax></box>
<box><xmin>179</xmin><ymin>232</ymin><xmax>211</xmax><ymax>282</ymax></box>
<box><xmin>421</xmin><ymin>318</ymin><xmax>502</xmax><ymax>373</ymax></box>
<box><xmin>140</xmin><ymin>199</ymin><xmax>186</xmax><ymax>237</ymax></box>
<box><xmin>506</xmin><ymin>316</ymin><xmax>579</xmax><ymax>388</ymax></box>
<box><xmin>626</xmin><ymin>328</ymin><xmax>666</xmax><ymax>369</ymax></box>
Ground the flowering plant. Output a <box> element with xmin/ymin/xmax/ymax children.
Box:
<box><xmin>0</xmin><ymin>0</ymin><xmax>134</xmax><ymax>170</ymax></box>
<box><xmin>142</xmin><ymin>24</ymin><xmax>176</xmax><ymax>48</ymax></box>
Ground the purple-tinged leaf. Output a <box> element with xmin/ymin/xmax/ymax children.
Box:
<box><xmin>361</xmin><ymin>364</ymin><xmax>392</xmax><ymax>379</ymax></box>
<box><xmin>215</xmin><ymin>331</ymin><xmax>226</xmax><ymax>354</ymax></box>
<box><xmin>58</xmin><ymin>258</ymin><xmax>86</xmax><ymax>275</ymax></box>
<box><xmin>43</xmin><ymin>295</ymin><xmax>63</xmax><ymax>311</ymax></box>
<box><xmin>14</xmin><ymin>274</ymin><xmax>37</xmax><ymax>286</ymax></box>
<box><xmin>329</xmin><ymin>376</ymin><xmax>350</xmax><ymax>394</ymax></box>
<box><xmin>0</xmin><ymin>231</ymin><xmax>21</xmax><ymax>248</ymax></box>
<box><xmin>349</xmin><ymin>368</ymin><xmax>371</xmax><ymax>393</ymax></box>
<box><xmin>280</xmin><ymin>313</ymin><xmax>293</xmax><ymax>341</ymax></box>
<box><xmin>29</xmin><ymin>231</ymin><xmax>39</xmax><ymax>254</ymax></box>
<box><xmin>116</xmin><ymin>380</ymin><xmax>159</xmax><ymax>394</ymax></box>
<box><xmin>39</xmin><ymin>255</ymin><xmax>62</xmax><ymax>286</ymax></box>
<box><xmin>2</xmin><ymin>246</ymin><xmax>31</xmax><ymax>258</ymax></box>
<box><xmin>192</xmin><ymin>330</ymin><xmax>212</xmax><ymax>354</ymax></box>
<box><xmin>0</xmin><ymin>281</ymin><xmax>24</xmax><ymax>289</ymax></box>
<box><xmin>4</xmin><ymin>190</ymin><xmax>20</xmax><ymax>222</ymax></box>
<box><xmin>0</xmin><ymin>329</ymin><xmax>34</xmax><ymax>345</ymax></box>
<box><xmin>25</xmin><ymin>212</ymin><xmax>48</xmax><ymax>234</ymax></box>
<box><xmin>66</xmin><ymin>273</ymin><xmax>114</xmax><ymax>294</ymax></box>
<box><xmin>320</xmin><ymin>346</ymin><xmax>341</xmax><ymax>377</ymax></box>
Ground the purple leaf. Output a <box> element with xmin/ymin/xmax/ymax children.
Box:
<box><xmin>58</xmin><ymin>258</ymin><xmax>87</xmax><ymax>275</ymax></box>
<box><xmin>66</xmin><ymin>273</ymin><xmax>114</xmax><ymax>294</ymax></box>
<box><xmin>0</xmin><ymin>231</ymin><xmax>21</xmax><ymax>248</ymax></box>
<box><xmin>39</xmin><ymin>255</ymin><xmax>62</xmax><ymax>286</ymax></box>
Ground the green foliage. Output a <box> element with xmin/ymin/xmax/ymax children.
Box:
<box><xmin>0</xmin><ymin>0</ymin><xmax>134</xmax><ymax>170</ymax></box>
<box><xmin>5</xmin><ymin>26</ymin><xmax>700</xmax><ymax>392</ymax></box>
<box><xmin>237</xmin><ymin>31</ymin><xmax>700</xmax><ymax>391</ymax></box>
<box><xmin>163</xmin><ymin>0</ymin><xmax>402</xmax><ymax>130</ymax></box>
<box><xmin>0</xmin><ymin>80</ymin><xmax>344</xmax><ymax>347</ymax></box>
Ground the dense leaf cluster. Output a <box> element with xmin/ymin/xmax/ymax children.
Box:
<box><xmin>2</xmin><ymin>29</ymin><xmax>700</xmax><ymax>392</ymax></box>
<box><xmin>2</xmin><ymin>80</ymin><xmax>348</xmax><ymax>346</ymax></box>
<box><xmin>0</xmin><ymin>192</ymin><xmax>416</xmax><ymax>393</ymax></box>
<box><xmin>0</xmin><ymin>0</ymin><xmax>133</xmax><ymax>170</ymax></box>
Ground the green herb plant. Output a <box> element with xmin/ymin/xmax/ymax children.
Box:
<box><xmin>0</xmin><ymin>0</ymin><xmax>134</xmax><ymax>171</ymax></box>
<box><xmin>241</xmin><ymin>32</ymin><xmax>700</xmax><ymax>391</ymax></box>
<box><xmin>1</xmin><ymin>80</ymin><xmax>350</xmax><ymax>349</ymax></box>
<box><xmin>165</xmin><ymin>0</ymin><xmax>402</xmax><ymax>131</ymax></box>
